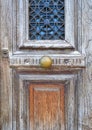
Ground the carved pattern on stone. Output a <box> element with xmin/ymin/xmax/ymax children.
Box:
<box><xmin>10</xmin><ymin>55</ymin><xmax>85</xmax><ymax>67</ymax></box>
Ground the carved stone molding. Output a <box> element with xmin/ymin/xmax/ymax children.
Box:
<box><xmin>10</xmin><ymin>53</ymin><xmax>85</xmax><ymax>68</ymax></box>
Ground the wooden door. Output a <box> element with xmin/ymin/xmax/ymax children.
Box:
<box><xmin>0</xmin><ymin>0</ymin><xmax>92</xmax><ymax>130</ymax></box>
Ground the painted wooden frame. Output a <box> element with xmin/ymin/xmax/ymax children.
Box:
<box><xmin>12</xmin><ymin>0</ymin><xmax>79</xmax><ymax>50</ymax></box>
<box><xmin>12</xmin><ymin>70</ymin><xmax>79</xmax><ymax>130</ymax></box>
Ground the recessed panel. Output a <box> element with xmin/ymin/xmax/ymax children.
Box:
<box><xmin>29</xmin><ymin>84</ymin><xmax>65</xmax><ymax>130</ymax></box>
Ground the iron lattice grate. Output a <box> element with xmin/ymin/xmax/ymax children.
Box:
<box><xmin>29</xmin><ymin>0</ymin><xmax>65</xmax><ymax>40</ymax></box>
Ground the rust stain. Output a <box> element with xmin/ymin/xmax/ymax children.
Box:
<box><xmin>29</xmin><ymin>84</ymin><xmax>65</xmax><ymax>130</ymax></box>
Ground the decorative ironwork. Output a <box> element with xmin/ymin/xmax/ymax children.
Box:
<box><xmin>29</xmin><ymin>0</ymin><xmax>65</xmax><ymax>40</ymax></box>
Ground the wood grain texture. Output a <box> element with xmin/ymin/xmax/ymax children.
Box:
<box><xmin>11</xmin><ymin>72</ymin><xmax>78</xmax><ymax>130</ymax></box>
<box><xmin>0</xmin><ymin>8</ymin><xmax>1</xmax><ymax>130</ymax></box>
<box><xmin>0</xmin><ymin>59</ymin><xmax>12</xmax><ymax>130</ymax></box>
<box><xmin>77</xmin><ymin>0</ymin><xmax>92</xmax><ymax>129</ymax></box>
<box><xmin>0</xmin><ymin>0</ymin><xmax>12</xmax><ymax>130</ymax></box>
<box><xmin>0</xmin><ymin>0</ymin><xmax>92</xmax><ymax>130</ymax></box>
<box><xmin>29</xmin><ymin>84</ymin><xmax>65</xmax><ymax>130</ymax></box>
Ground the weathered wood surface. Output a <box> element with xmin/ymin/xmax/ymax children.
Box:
<box><xmin>0</xmin><ymin>0</ymin><xmax>12</xmax><ymax>130</ymax></box>
<box><xmin>15</xmin><ymin>0</ymin><xmax>77</xmax><ymax>49</ymax></box>
<box><xmin>77</xmin><ymin>0</ymin><xmax>92</xmax><ymax>129</ymax></box>
<box><xmin>0</xmin><ymin>0</ymin><xmax>92</xmax><ymax>130</ymax></box>
<box><xmin>29</xmin><ymin>84</ymin><xmax>65</xmax><ymax>130</ymax></box>
<box><xmin>12</xmin><ymin>73</ymin><xmax>78</xmax><ymax>130</ymax></box>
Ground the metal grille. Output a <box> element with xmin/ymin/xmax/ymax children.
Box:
<box><xmin>29</xmin><ymin>0</ymin><xmax>65</xmax><ymax>40</ymax></box>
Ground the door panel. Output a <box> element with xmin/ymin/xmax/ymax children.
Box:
<box><xmin>12</xmin><ymin>73</ymin><xmax>77</xmax><ymax>130</ymax></box>
<box><xmin>29</xmin><ymin>84</ymin><xmax>65</xmax><ymax>130</ymax></box>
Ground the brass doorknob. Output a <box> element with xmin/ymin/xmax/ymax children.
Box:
<box><xmin>40</xmin><ymin>56</ymin><xmax>53</xmax><ymax>68</ymax></box>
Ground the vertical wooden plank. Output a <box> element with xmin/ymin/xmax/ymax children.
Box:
<box><xmin>60</xmin><ymin>83</ymin><xmax>65</xmax><ymax>130</ymax></box>
<box><xmin>26</xmin><ymin>85</ymin><xmax>30</xmax><ymax>130</ymax></box>
<box><xmin>16</xmin><ymin>0</ymin><xmax>25</xmax><ymax>47</ymax></box>
<box><xmin>1</xmin><ymin>59</ymin><xmax>12</xmax><ymax>130</ymax></box>
<box><xmin>77</xmin><ymin>0</ymin><xmax>92</xmax><ymax>129</ymax></box>
<box><xmin>65</xmin><ymin>77</ymin><xmax>78</xmax><ymax>130</ymax></box>
<box><xmin>23</xmin><ymin>82</ymin><xmax>30</xmax><ymax>130</ymax></box>
<box><xmin>74</xmin><ymin>0</ymin><xmax>78</xmax><ymax>50</ymax></box>
<box><xmin>82</xmin><ymin>0</ymin><xmax>92</xmax><ymax>54</ymax></box>
<box><xmin>29</xmin><ymin>85</ymin><xmax>34</xmax><ymax>130</ymax></box>
<box><xmin>0</xmin><ymin>0</ymin><xmax>13</xmax><ymax>129</ymax></box>
<box><xmin>12</xmin><ymin>0</ymin><xmax>17</xmax><ymax>52</ymax></box>
<box><xmin>64</xmin><ymin>81</ymin><xmax>69</xmax><ymax>130</ymax></box>
<box><xmin>77</xmin><ymin>70</ymin><xmax>84</xmax><ymax>130</ymax></box>
<box><xmin>74</xmin><ymin>75</ymin><xmax>78</xmax><ymax>130</ymax></box>
<box><xmin>23</xmin><ymin>85</ymin><xmax>27</xmax><ymax>130</ymax></box>
<box><xmin>18</xmin><ymin>78</ymin><xmax>24</xmax><ymax>130</ymax></box>
<box><xmin>78</xmin><ymin>0</ymin><xmax>82</xmax><ymax>53</ymax></box>
<box><xmin>18</xmin><ymin>80</ymin><xmax>30</xmax><ymax>130</ymax></box>
<box><xmin>65</xmin><ymin>0</ymin><xmax>75</xmax><ymax>47</ymax></box>
<box><xmin>0</xmin><ymin>1</ymin><xmax>1</xmax><ymax>128</ymax></box>
<box><xmin>12</xmin><ymin>71</ymin><xmax>19</xmax><ymax>130</ymax></box>
<box><xmin>0</xmin><ymin>0</ymin><xmax>12</xmax><ymax>51</ymax></box>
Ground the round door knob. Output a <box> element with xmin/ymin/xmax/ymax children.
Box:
<box><xmin>40</xmin><ymin>56</ymin><xmax>53</xmax><ymax>68</ymax></box>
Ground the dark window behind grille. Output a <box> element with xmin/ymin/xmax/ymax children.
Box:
<box><xmin>29</xmin><ymin>0</ymin><xmax>65</xmax><ymax>40</ymax></box>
